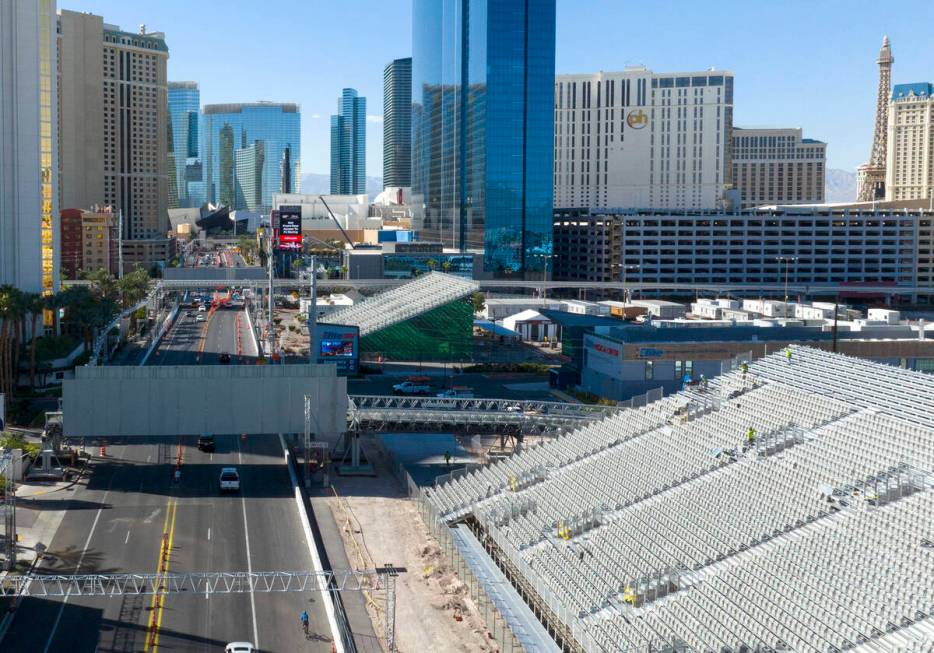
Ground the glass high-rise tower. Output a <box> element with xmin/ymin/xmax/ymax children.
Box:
<box><xmin>383</xmin><ymin>58</ymin><xmax>412</xmax><ymax>188</ymax></box>
<box><xmin>0</xmin><ymin>0</ymin><xmax>59</xmax><ymax>295</ymax></box>
<box><xmin>168</xmin><ymin>81</ymin><xmax>200</xmax><ymax>208</ymax></box>
<box><xmin>411</xmin><ymin>0</ymin><xmax>555</xmax><ymax>278</ymax></box>
<box><xmin>202</xmin><ymin>102</ymin><xmax>300</xmax><ymax>213</ymax></box>
<box><xmin>330</xmin><ymin>88</ymin><xmax>366</xmax><ymax>195</ymax></box>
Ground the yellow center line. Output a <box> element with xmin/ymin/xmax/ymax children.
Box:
<box><xmin>144</xmin><ymin>497</ymin><xmax>178</xmax><ymax>652</ymax></box>
<box><xmin>197</xmin><ymin>310</ymin><xmax>216</xmax><ymax>359</ymax></box>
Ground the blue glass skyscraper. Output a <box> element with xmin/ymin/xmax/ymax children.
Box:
<box><xmin>411</xmin><ymin>0</ymin><xmax>555</xmax><ymax>278</ymax></box>
<box><xmin>202</xmin><ymin>102</ymin><xmax>301</xmax><ymax>213</ymax></box>
<box><xmin>330</xmin><ymin>89</ymin><xmax>366</xmax><ymax>195</ymax></box>
<box><xmin>168</xmin><ymin>82</ymin><xmax>200</xmax><ymax>208</ymax></box>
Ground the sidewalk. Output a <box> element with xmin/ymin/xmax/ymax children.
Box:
<box><xmin>11</xmin><ymin>455</ymin><xmax>92</xmax><ymax>568</ymax></box>
<box><xmin>0</xmin><ymin>456</ymin><xmax>91</xmax><ymax>644</ymax></box>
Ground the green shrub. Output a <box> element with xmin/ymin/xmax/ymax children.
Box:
<box><xmin>462</xmin><ymin>362</ymin><xmax>553</xmax><ymax>375</ymax></box>
<box><xmin>0</xmin><ymin>433</ymin><xmax>41</xmax><ymax>459</ymax></box>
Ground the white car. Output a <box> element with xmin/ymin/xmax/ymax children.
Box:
<box><xmin>219</xmin><ymin>467</ymin><xmax>240</xmax><ymax>492</ymax></box>
<box><xmin>225</xmin><ymin>643</ymin><xmax>255</xmax><ymax>653</ymax></box>
<box><xmin>198</xmin><ymin>304</ymin><xmax>207</xmax><ymax>312</ymax></box>
<box><xmin>436</xmin><ymin>389</ymin><xmax>474</xmax><ymax>399</ymax></box>
<box><xmin>196</xmin><ymin>314</ymin><xmax>206</xmax><ymax>322</ymax></box>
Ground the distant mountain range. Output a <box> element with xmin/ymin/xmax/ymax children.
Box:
<box><xmin>825</xmin><ymin>168</ymin><xmax>857</xmax><ymax>204</ymax></box>
<box><xmin>300</xmin><ymin>173</ymin><xmax>384</xmax><ymax>201</ymax></box>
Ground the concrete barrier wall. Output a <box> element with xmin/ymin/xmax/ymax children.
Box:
<box><xmin>63</xmin><ymin>365</ymin><xmax>347</xmax><ymax>438</ymax></box>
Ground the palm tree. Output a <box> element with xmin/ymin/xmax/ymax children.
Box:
<box><xmin>441</xmin><ymin>260</ymin><xmax>452</xmax><ymax>273</ymax></box>
<box><xmin>0</xmin><ymin>286</ymin><xmax>25</xmax><ymax>396</ymax></box>
<box><xmin>0</xmin><ymin>285</ymin><xmax>14</xmax><ymax>396</ymax></box>
<box><xmin>12</xmin><ymin>288</ymin><xmax>27</xmax><ymax>389</ymax></box>
<box><xmin>25</xmin><ymin>293</ymin><xmax>45</xmax><ymax>388</ymax></box>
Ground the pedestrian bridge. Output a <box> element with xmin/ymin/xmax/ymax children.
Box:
<box><xmin>347</xmin><ymin>395</ymin><xmax>616</xmax><ymax>435</ymax></box>
<box><xmin>63</xmin><ymin>365</ymin><xmax>346</xmax><ymax>439</ymax></box>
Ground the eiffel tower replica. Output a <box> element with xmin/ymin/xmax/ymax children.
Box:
<box><xmin>856</xmin><ymin>36</ymin><xmax>894</xmax><ymax>201</ymax></box>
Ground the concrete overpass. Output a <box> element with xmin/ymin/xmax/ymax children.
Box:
<box><xmin>63</xmin><ymin>278</ymin><xmax>934</xmax><ymax>297</ymax></box>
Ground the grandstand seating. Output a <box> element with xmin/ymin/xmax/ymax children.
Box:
<box><xmin>425</xmin><ymin>346</ymin><xmax>934</xmax><ymax>652</ymax></box>
<box><xmin>321</xmin><ymin>272</ymin><xmax>478</xmax><ymax>336</ymax></box>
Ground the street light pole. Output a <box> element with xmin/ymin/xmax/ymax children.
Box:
<box><xmin>309</xmin><ymin>255</ymin><xmax>317</xmax><ymax>365</ymax></box>
<box><xmin>622</xmin><ymin>264</ymin><xmax>641</xmax><ymax>304</ymax></box>
<box><xmin>775</xmin><ymin>257</ymin><xmax>797</xmax><ymax>319</ymax></box>
<box><xmin>267</xmin><ymin>228</ymin><xmax>275</xmax><ymax>360</ymax></box>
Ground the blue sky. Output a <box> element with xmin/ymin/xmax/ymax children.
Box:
<box><xmin>68</xmin><ymin>0</ymin><xmax>934</xmax><ymax>177</ymax></box>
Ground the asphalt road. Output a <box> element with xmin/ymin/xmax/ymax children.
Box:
<box><xmin>154</xmin><ymin>301</ymin><xmax>258</xmax><ymax>366</ymax></box>
<box><xmin>4</xmin><ymin>435</ymin><xmax>333</xmax><ymax>653</ymax></box>
<box><xmin>3</xmin><ymin>297</ymin><xmax>334</xmax><ymax>651</ymax></box>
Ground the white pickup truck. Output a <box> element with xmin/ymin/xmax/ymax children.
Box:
<box><xmin>436</xmin><ymin>389</ymin><xmax>475</xmax><ymax>399</ymax></box>
<box><xmin>219</xmin><ymin>467</ymin><xmax>240</xmax><ymax>492</ymax></box>
<box><xmin>392</xmin><ymin>381</ymin><xmax>433</xmax><ymax>396</ymax></box>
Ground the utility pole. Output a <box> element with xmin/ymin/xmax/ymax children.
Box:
<box><xmin>776</xmin><ymin>257</ymin><xmax>797</xmax><ymax>319</ymax></box>
<box><xmin>832</xmin><ymin>295</ymin><xmax>840</xmax><ymax>353</ymax></box>
<box><xmin>267</xmin><ymin>228</ymin><xmax>275</xmax><ymax>360</ymax></box>
<box><xmin>309</xmin><ymin>255</ymin><xmax>317</xmax><ymax>365</ymax></box>
<box><xmin>118</xmin><ymin>209</ymin><xmax>124</xmax><ymax>279</ymax></box>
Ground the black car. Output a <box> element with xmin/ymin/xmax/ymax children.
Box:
<box><xmin>197</xmin><ymin>435</ymin><xmax>215</xmax><ymax>452</ymax></box>
<box><xmin>219</xmin><ymin>353</ymin><xmax>231</xmax><ymax>364</ymax></box>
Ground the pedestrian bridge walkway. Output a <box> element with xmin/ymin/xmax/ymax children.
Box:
<box><xmin>347</xmin><ymin>395</ymin><xmax>617</xmax><ymax>435</ymax></box>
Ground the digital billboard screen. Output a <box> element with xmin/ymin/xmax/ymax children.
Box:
<box><xmin>315</xmin><ymin>324</ymin><xmax>359</xmax><ymax>375</ymax></box>
<box><xmin>277</xmin><ymin>205</ymin><xmax>302</xmax><ymax>250</ymax></box>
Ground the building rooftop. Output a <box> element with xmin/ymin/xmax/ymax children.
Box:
<box><xmin>556</xmin><ymin>205</ymin><xmax>934</xmax><ymax>216</ymax></box>
<box><xmin>539</xmin><ymin>309</ymin><xmax>622</xmax><ymax>329</ymax></box>
<box><xmin>203</xmin><ymin>102</ymin><xmax>299</xmax><ymax>114</ymax></box>
<box><xmin>600</xmin><ymin>323</ymin><xmax>919</xmax><ymax>344</ymax></box>
<box><xmin>892</xmin><ymin>82</ymin><xmax>933</xmax><ymax>100</ymax></box>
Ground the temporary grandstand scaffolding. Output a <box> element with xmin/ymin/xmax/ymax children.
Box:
<box><xmin>321</xmin><ymin>272</ymin><xmax>479</xmax><ymax>362</ymax></box>
<box><xmin>322</xmin><ymin>272</ymin><xmax>478</xmax><ymax>337</ymax></box>
<box><xmin>420</xmin><ymin>346</ymin><xmax>934</xmax><ymax>653</ymax></box>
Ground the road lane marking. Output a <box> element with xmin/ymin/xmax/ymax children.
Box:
<box><xmin>145</xmin><ymin>497</ymin><xmax>178</xmax><ymax>652</ymax></box>
<box><xmin>153</xmin><ymin>498</ymin><xmax>178</xmax><ymax>651</ymax></box>
<box><xmin>207</xmin><ymin>527</ymin><xmax>211</xmax><ymax>541</ymax></box>
<box><xmin>125</xmin><ymin>530</ymin><xmax>131</xmax><ymax>544</ymax></box>
<box><xmin>143</xmin><ymin>499</ymin><xmax>172</xmax><ymax>650</ymax></box>
<box><xmin>142</xmin><ymin>508</ymin><xmax>160</xmax><ymax>524</ymax></box>
<box><xmin>42</xmin><ymin>463</ymin><xmax>116</xmax><ymax>653</ymax></box>
<box><xmin>237</xmin><ymin>438</ymin><xmax>260</xmax><ymax>649</ymax></box>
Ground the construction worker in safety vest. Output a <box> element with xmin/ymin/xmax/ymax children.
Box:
<box><xmin>741</xmin><ymin>361</ymin><xmax>749</xmax><ymax>377</ymax></box>
<box><xmin>785</xmin><ymin>347</ymin><xmax>792</xmax><ymax>362</ymax></box>
<box><xmin>746</xmin><ymin>427</ymin><xmax>757</xmax><ymax>450</ymax></box>
<box><xmin>623</xmin><ymin>586</ymin><xmax>637</xmax><ymax>606</ymax></box>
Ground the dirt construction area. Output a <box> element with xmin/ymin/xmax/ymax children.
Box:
<box><xmin>325</xmin><ymin>440</ymin><xmax>500</xmax><ymax>653</ymax></box>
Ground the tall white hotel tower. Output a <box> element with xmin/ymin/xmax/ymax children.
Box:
<box><xmin>554</xmin><ymin>66</ymin><xmax>734</xmax><ymax>211</ymax></box>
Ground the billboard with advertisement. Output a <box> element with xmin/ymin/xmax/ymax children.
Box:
<box><xmin>277</xmin><ymin>205</ymin><xmax>303</xmax><ymax>250</ymax></box>
<box><xmin>315</xmin><ymin>324</ymin><xmax>359</xmax><ymax>375</ymax></box>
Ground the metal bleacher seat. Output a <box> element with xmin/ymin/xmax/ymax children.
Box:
<box><xmin>423</xmin><ymin>346</ymin><xmax>934</xmax><ymax>653</ymax></box>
